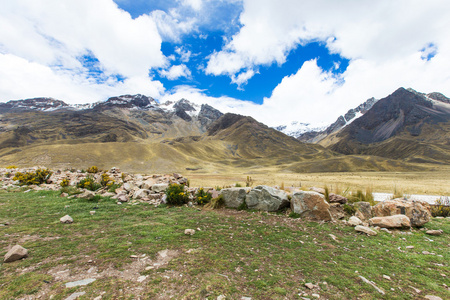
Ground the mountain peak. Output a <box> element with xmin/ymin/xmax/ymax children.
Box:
<box><xmin>0</xmin><ymin>97</ymin><xmax>69</xmax><ymax>112</ymax></box>
<box><xmin>97</xmin><ymin>94</ymin><xmax>157</xmax><ymax>110</ymax></box>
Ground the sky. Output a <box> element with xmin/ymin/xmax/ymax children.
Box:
<box><xmin>1</xmin><ymin>0</ymin><xmax>449</xmax><ymax>127</ymax></box>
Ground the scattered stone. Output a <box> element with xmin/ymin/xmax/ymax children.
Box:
<box><xmin>348</xmin><ymin>216</ymin><xmax>362</xmax><ymax>226</ymax></box>
<box><xmin>184</xmin><ymin>229</ymin><xmax>195</xmax><ymax>235</ymax></box>
<box><xmin>311</xmin><ymin>294</ymin><xmax>320</xmax><ymax>299</ymax></box>
<box><xmin>60</xmin><ymin>215</ymin><xmax>73</xmax><ymax>224</ymax></box>
<box><xmin>426</xmin><ymin>229</ymin><xmax>443</xmax><ymax>236</ymax></box>
<box><xmin>130</xmin><ymin>255</ymin><xmax>138</xmax><ymax>258</ymax></box>
<box><xmin>310</xmin><ymin>187</ymin><xmax>325</xmax><ymax>194</ymax></box>
<box><xmin>409</xmin><ymin>286</ymin><xmax>421</xmax><ymax>293</ymax></box>
<box><xmin>245</xmin><ymin>185</ymin><xmax>290</xmax><ymax>212</ymax></box>
<box><xmin>328</xmin><ymin>193</ymin><xmax>347</xmax><ymax>204</ymax></box>
<box><xmin>305</xmin><ymin>283</ymin><xmax>315</xmax><ymax>289</ymax></box>
<box><xmin>355</xmin><ymin>225</ymin><xmax>377</xmax><ymax>236</ymax></box>
<box><xmin>65</xmin><ymin>278</ymin><xmax>96</xmax><ymax>288</ymax></box>
<box><xmin>65</xmin><ymin>292</ymin><xmax>86</xmax><ymax>300</ymax></box>
<box><xmin>354</xmin><ymin>202</ymin><xmax>372</xmax><ymax>221</ymax></box>
<box><xmin>369</xmin><ymin>215</ymin><xmax>411</xmax><ymax>228</ymax></box>
<box><xmin>77</xmin><ymin>190</ymin><xmax>96</xmax><ymax>200</ymax></box>
<box><xmin>291</xmin><ymin>191</ymin><xmax>333</xmax><ymax>221</ymax></box>
<box><xmin>137</xmin><ymin>275</ymin><xmax>148</xmax><ymax>283</ymax></box>
<box><xmin>241</xmin><ymin>297</ymin><xmax>252</xmax><ymax>300</ymax></box>
<box><xmin>383</xmin><ymin>275</ymin><xmax>391</xmax><ymax>280</ymax></box>
<box><xmin>422</xmin><ymin>251</ymin><xmax>431</xmax><ymax>255</ymax></box>
<box><xmin>359</xmin><ymin>275</ymin><xmax>385</xmax><ymax>295</ymax></box>
<box><xmin>217</xmin><ymin>295</ymin><xmax>226</xmax><ymax>300</ymax></box>
<box><xmin>424</xmin><ymin>296</ymin><xmax>443</xmax><ymax>300</ymax></box>
<box><xmin>117</xmin><ymin>194</ymin><xmax>129</xmax><ymax>202</ymax></box>
<box><xmin>4</xmin><ymin>245</ymin><xmax>28</xmax><ymax>263</ymax></box>
<box><xmin>60</xmin><ymin>192</ymin><xmax>68</xmax><ymax>197</ymax></box>
<box><xmin>406</xmin><ymin>246</ymin><xmax>415</xmax><ymax>249</ymax></box>
<box><xmin>372</xmin><ymin>199</ymin><xmax>431</xmax><ymax>227</ymax></box>
<box><xmin>329</xmin><ymin>234</ymin><xmax>338</xmax><ymax>241</ymax></box>
<box><xmin>90</xmin><ymin>211</ymin><xmax>96</xmax><ymax>215</ymax></box>
<box><xmin>220</xmin><ymin>187</ymin><xmax>251</xmax><ymax>208</ymax></box>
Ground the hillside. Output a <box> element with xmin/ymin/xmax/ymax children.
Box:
<box><xmin>325</xmin><ymin>88</ymin><xmax>450</xmax><ymax>164</ymax></box>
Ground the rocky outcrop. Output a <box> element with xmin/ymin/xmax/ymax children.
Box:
<box><xmin>198</xmin><ymin>104</ymin><xmax>223</xmax><ymax>128</ymax></box>
<box><xmin>290</xmin><ymin>191</ymin><xmax>333</xmax><ymax>221</ymax></box>
<box><xmin>245</xmin><ymin>186</ymin><xmax>289</xmax><ymax>212</ymax></box>
<box><xmin>354</xmin><ymin>202</ymin><xmax>372</xmax><ymax>221</ymax></box>
<box><xmin>4</xmin><ymin>245</ymin><xmax>28</xmax><ymax>263</ymax></box>
<box><xmin>220</xmin><ymin>187</ymin><xmax>251</xmax><ymax>208</ymax></box>
<box><xmin>369</xmin><ymin>215</ymin><xmax>411</xmax><ymax>228</ymax></box>
<box><xmin>372</xmin><ymin>199</ymin><xmax>431</xmax><ymax>227</ymax></box>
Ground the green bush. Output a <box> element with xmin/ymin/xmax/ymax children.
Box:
<box><xmin>431</xmin><ymin>197</ymin><xmax>450</xmax><ymax>217</ymax></box>
<box><xmin>76</xmin><ymin>176</ymin><xmax>101</xmax><ymax>191</ymax></box>
<box><xmin>100</xmin><ymin>173</ymin><xmax>115</xmax><ymax>187</ymax></box>
<box><xmin>60</xmin><ymin>178</ymin><xmax>70</xmax><ymax>187</ymax></box>
<box><xmin>195</xmin><ymin>188</ymin><xmax>212</xmax><ymax>205</ymax></box>
<box><xmin>87</xmin><ymin>166</ymin><xmax>99</xmax><ymax>174</ymax></box>
<box><xmin>12</xmin><ymin>168</ymin><xmax>52</xmax><ymax>186</ymax></box>
<box><xmin>165</xmin><ymin>184</ymin><xmax>189</xmax><ymax>206</ymax></box>
<box><xmin>343</xmin><ymin>204</ymin><xmax>356</xmax><ymax>215</ymax></box>
<box><xmin>108</xmin><ymin>183</ymin><xmax>122</xmax><ymax>193</ymax></box>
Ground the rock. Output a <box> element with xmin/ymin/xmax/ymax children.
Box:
<box><xmin>383</xmin><ymin>275</ymin><xmax>391</xmax><ymax>280</ymax></box>
<box><xmin>217</xmin><ymin>295</ymin><xmax>226</xmax><ymax>300</ymax></box>
<box><xmin>60</xmin><ymin>215</ymin><xmax>74</xmax><ymax>224</ymax></box>
<box><xmin>426</xmin><ymin>230</ymin><xmax>443</xmax><ymax>236</ymax></box>
<box><xmin>173</xmin><ymin>173</ymin><xmax>182</xmax><ymax>179</ymax></box>
<box><xmin>90</xmin><ymin>211</ymin><xmax>96</xmax><ymax>215</ymax></box>
<box><xmin>60</xmin><ymin>192</ymin><xmax>68</xmax><ymax>197</ymax></box>
<box><xmin>65</xmin><ymin>292</ymin><xmax>86</xmax><ymax>300</ymax></box>
<box><xmin>369</xmin><ymin>215</ymin><xmax>411</xmax><ymax>228</ymax></box>
<box><xmin>184</xmin><ymin>229</ymin><xmax>195</xmax><ymax>235</ymax></box>
<box><xmin>355</xmin><ymin>225</ymin><xmax>377</xmax><ymax>236</ymax></box>
<box><xmin>310</xmin><ymin>187</ymin><xmax>325</xmax><ymax>194</ymax></box>
<box><xmin>406</xmin><ymin>246</ymin><xmax>414</xmax><ymax>249</ymax></box>
<box><xmin>348</xmin><ymin>216</ymin><xmax>363</xmax><ymax>226</ymax></box>
<box><xmin>245</xmin><ymin>185</ymin><xmax>290</xmax><ymax>212</ymax></box>
<box><xmin>305</xmin><ymin>283</ymin><xmax>315</xmax><ymax>289</ymax></box>
<box><xmin>77</xmin><ymin>190</ymin><xmax>96</xmax><ymax>200</ymax></box>
<box><xmin>65</xmin><ymin>278</ymin><xmax>96</xmax><ymax>288</ymax></box>
<box><xmin>133</xmin><ymin>189</ymin><xmax>148</xmax><ymax>199</ymax></box>
<box><xmin>424</xmin><ymin>296</ymin><xmax>443</xmax><ymax>300</ymax></box>
<box><xmin>220</xmin><ymin>187</ymin><xmax>251</xmax><ymax>208</ymax></box>
<box><xmin>329</xmin><ymin>203</ymin><xmax>345</xmax><ymax>219</ymax></box>
<box><xmin>4</xmin><ymin>245</ymin><xmax>28</xmax><ymax>263</ymax></box>
<box><xmin>123</xmin><ymin>182</ymin><xmax>134</xmax><ymax>192</ymax></box>
<box><xmin>358</xmin><ymin>275</ymin><xmax>385</xmax><ymax>295</ymax></box>
<box><xmin>328</xmin><ymin>193</ymin><xmax>348</xmax><ymax>204</ymax></box>
<box><xmin>354</xmin><ymin>202</ymin><xmax>372</xmax><ymax>221</ymax></box>
<box><xmin>142</xmin><ymin>179</ymin><xmax>156</xmax><ymax>190</ymax></box>
<box><xmin>101</xmin><ymin>192</ymin><xmax>115</xmax><ymax>198</ymax></box>
<box><xmin>117</xmin><ymin>194</ymin><xmax>129</xmax><ymax>202</ymax></box>
<box><xmin>208</xmin><ymin>189</ymin><xmax>220</xmax><ymax>199</ymax></box>
<box><xmin>152</xmin><ymin>183</ymin><xmax>169</xmax><ymax>193</ymax></box>
<box><xmin>372</xmin><ymin>199</ymin><xmax>431</xmax><ymax>227</ymax></box>
<box><xmin>291</xmin><ymin>191</ymin><xmax>333</xmax><ymax>221</ymax></box>
<box><xmin>312</xmin><ymin>294</ymin><xmax>320</xmax><ymax>299</ymax></box>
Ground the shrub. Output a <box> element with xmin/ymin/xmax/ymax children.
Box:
<box><xmin>195</xmin><ymin>188</ymin><xmax>212</xmax><ymax>205</ymax></box>
<box><xmin>348</xmin><ymin>188</ymin><xmax>375</xmax><ymax>206</ymax></box>
<box><xmin>246</xmin><ymin>176</ymin><xmax>254</xmax><ymax>187</ymax></box>
<box><xmin>324</xmin><ymin>186</ymin><xmax>330</xmax><ymax>202</ymax></box>
<box><xmin>13</xmin><ymin>168</ymin><xmax>52</xmax><ymax>185</ymax></box>
<box><xmin>289</xmin><ymin>212</ymin><xmax>301</xmax><ymax>219</ymax></box>
<box><xmin>237</xmin><ymin>201</ymin><xmax>248</xmax><ymax>211</ymax></box>
<box><xmin>343</xmin><ymin>204</ymin><xmax>356</xmax><ymax>215</ymax></box>
<box><xmin>76</xmin><ymin>176</ymin><xmax>101</xmax><ymax>191</ymax></box>
<box><xmin>6</xmin><ymin>165</ymin><xmax>17</xmax><ymax>169</ymax></box>
<box><xmin>204</xmin><ymin>195</ymin><xmax>225</xmax><ymax>209</ymax></box>
<box><xmin>87</xmin><ymin>166</ymin><xmax>99</xmax><ymax>174</ymax></box>
<box><xmin>100</xmin><ymin>173</ymin><xmax>115</xmax><ymax>187</ymax></box>
<box><xmin>235</xmin><ymin>183</ymin><xmax>242</xmax><ymax>187</ymax></box>
<box><xmin>108</xmin><ymin>183</ymin><xmax>122</xmax><ymax>193</ymax></box>
<box><xmin>60</xmin><ymin>178</ymin><xmax>70</xmax><ymax>187</ymax></box>
<box><xmin>165</xmin><ymin>184</ymin><xmax>189</xmax><ymax>206</ymax></box>
<box><xmin>431</xmin><ymin>196</ymin><xmax>450</xmax><ymax>217</ymax></box>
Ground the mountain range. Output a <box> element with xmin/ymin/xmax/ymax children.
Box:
<box><xmin>0</xmin><ymin>87</ymin><xmax>448</xmax><ymax>173</ymax></box>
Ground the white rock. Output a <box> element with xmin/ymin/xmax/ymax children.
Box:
<box><xmin>60</xmin><ymin>215</ymin><xmax>73</xmax><ymax>224</ymax></box>
<box><xmin>355</xmin><ymin>225</ymin><xmax>377</xmax><ymax>236</ymax></box>
<box><xmin>184</xmin><ymin>229</ymin><xmax>195</xmax><ymax>235</ymax></box>
<box><xmin>4</xmin><ymin>245</ymin><xmax>28</xmax><ymax>263</ymax></box>
<box><xmin>348</xmin><ymin>216</ymin><xmax>362</xmax><ymax>226</ymax></box>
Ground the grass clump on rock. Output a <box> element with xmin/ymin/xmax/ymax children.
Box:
<box><xmin>165</xmin><ymin>184</ymin><xmax>189</xmax><ymax>206</ymax></box>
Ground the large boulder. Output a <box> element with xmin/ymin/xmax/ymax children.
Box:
<box><xmin>152</xmin><ymin>183</ymin><xmax>169</xmax><ymax>193</ymax></box>
<box><xmin>354</xmin><ymin>202</ymin><xmax>372</xmax><ymax>221</ymax></box>
<box><xmin>4</xmin><ymin>245</ymin><xmax>28</xmax><ymax>263</ymax></box>
<box><xmin>372</xmin><ymin>199</ymin><xmax>431</xmax><ymax>227</ymax></box>
<box><xmin>220</xmin><ymin>187</ymin><xmax>251</xmax><ymax>208</ymax></box>
<box><xmin>245</xmin><ymin>186</ymin><xmax>290</xmax><ymax>212</ymax></box>
<box><xmin>290</xmin><ymin>191</ymin><xmax>333</xmax><ymax>221</ymax></box>
<box><xmin>369</xmin><ymin>215</ymin><xmax>411</xmax><ymax>228</ymax></box>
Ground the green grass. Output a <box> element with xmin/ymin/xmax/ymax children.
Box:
<box><xmin>0</xmin><ymin>189</ymin><xmax>449</xmax><ymax>299</ymax></box>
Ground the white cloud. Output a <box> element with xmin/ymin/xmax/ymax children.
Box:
<box><xmin>159</xmin><ymin>64</ymin><xmax>192</xmax><ymax>80</ymax></box>
<box><xmin>231</xmin><ymin>69</ymin><xmax>256</xmax><ymax>89</ymax></box>
<box><xmin>181</xmin><ymin>0</ymin><xmax>203</xmax><ymax>11</ymax></box>
<box><xmin>175</xmin><ymin>47</ymin><xmax>192</xmax><ymax>62</ymax></box>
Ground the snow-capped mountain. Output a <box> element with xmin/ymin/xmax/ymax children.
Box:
<box><xmin>273</xmin><ymin>122</ymin><xmax>328</xmax><ymax>137</ymax></box>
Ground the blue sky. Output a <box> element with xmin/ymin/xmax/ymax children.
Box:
<box><xmin>0</xmin><ymin>0</ymin><xmax>449</xmax><ymax>126</ymax></box>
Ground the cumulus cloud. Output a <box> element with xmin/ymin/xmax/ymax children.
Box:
<box><xmin>159</xmin><ymin>64</ymin><xmax>192</xmax><ymax>80</ymax></box>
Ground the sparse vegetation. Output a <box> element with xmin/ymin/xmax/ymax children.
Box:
<box><xmin>431</xmin><ymin>196</ymin><xmax>450</xmax><ymax>217</ymax></box>
<box><xmin>76</xmin><ymin>176</ymin><xmax>101</xmax><ymax>191</ymax></box>
<box><xmin>87</xmin><ymin>165</ymin><xmax>99</xmax><ymax>174</ymax></box>
<box><xmin>246</xmin><ymin>176</ymin><xmax>254</xmax><ymax>187</ymax></box>
<box><xmin>347</xmin><ymin>187</ymin><xmax>375</xmax><ymax>206</ymax></box>
<box><xmin>100</xmin><ymin>173</ymin><xmax>115</xmax><ymax>187</ymax></box>
<box><xmin>204</xmin><ymin>194</ymin><xmax>225</xmax><ymax>209</ymax></box>
<box><xmin>195</xmin><ymin>188</ymin><xmax>212</xmax><ymax>205</ymax></box>
<box><xmin>6</xmin><ymin>165</ymin><xmax>17</xmax><ymax>169</ymax></box>
<box><xmin>59</xmin><ymin>178</ymin><xmax>70</xmax><ymax>187</ymax></box>
<box><xmin>12</xmin><ymin>168</ymin><xmax>52</xmax><ymax>186</ymax></box>
<box><xmin>165</xmin><ymin>183</ymin><xmax>189</xmax><ymax>206</ymax></box>
<box><xmin>235</xmin><ymin>183</ymin><xmax>242</xmax><ymax>187</ymax></box>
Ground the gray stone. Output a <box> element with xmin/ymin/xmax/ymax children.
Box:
<box><xmin>245</xmin><ymin>186</ymin><xmax>290</xmax><ymax>212</ymax></box>
<box><xmin>220</xmin><ymin>187</ymin><xmax>251</xmax><ymax>208</ymax></box>
<box><xmin>133</xmin><ymin>189</ymin><xmax>148</xmax><ymax>199</ymax></box>
<box><xmin>60</xmin><ymin>215</ymin><xmax>74</xmax><ymax>224</ymax></box>
<box><xmin>328</xmin><ymin>193</ymin><xmax>348</xmax><ymax>204</ymax></box>
<box><xmin>369</xmin><ymin>215</ymin><xmax>411</xmax><ymax>228</ymax></box>
<box><xmin>123</xmin><ymin>182</ymin><xmax>134</xmax><ymax>192</ymax></box>
<box><xmin>152</xmin><ymin>183</ymin><xmax>169</xmax><ymax>193</ymax></box>
<box><xmin>424</xmin><ymin>296</ymin><xmax>443</xmax><ymax>300</ymax></box>
<box><xmin>4</xmin><ymin>245</ymin><xmax>28</xmax><ymax>263</ymax></box>
<box><xmin>426</xmin><ymin>230</ymin><xmax>443</xmax><ymax>236</ymax></box>
<box><xmin>372</xmin><ymin>199</ymin><xmax>431</xmax><ymax>227</ymax></box>
<box><xmin>65</xmin><ymin>292</ymin><xmax>86</xmax><ymax>300</ymax></box>
<box><xmin>354</xmin><ymin>202</ymin><xmax>372</xmax><ymax>221</ymax></box>
<box><xmin>65</xmin><ymin>278</ymin><xmax>96</xmax><ymax>288</ymax></box>
<box><xmin>355</xmin><ymin>225</ymin><xmax>377</xmax><ymax>236</ymax></box>
<box><xmin>348</xmin><ymin>216</ymin><xmax>362</xmax><ymax>226</ymax></box>
<box><xmin>291</xmin><ymin>191</ymin><xmax>333</xmax><ymax>221</ymax></box>
<box><xmin>117</xmin><ymin>194</ymin><xmax>129</xmax><ymax>202</ymax></box>
<box><xmin>184</xmin><ymin>229</ymin><xmax>195</xmax><ymax>235</ymax></box>
<box><xmin>77</xmin><ymin>190</ymin><xmax>96</xmax><ymax>200</ymax></box>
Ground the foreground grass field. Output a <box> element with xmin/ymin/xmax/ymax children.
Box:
<box><xmin>0</xmin><ymin>189</ymin><xmax>449</xmax><ymax>299</ymax></box>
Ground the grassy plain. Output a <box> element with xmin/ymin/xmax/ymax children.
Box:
<box><xmin>0</xmin><ymin>190</ymin><xmax>449</xmax><ymax>299</ymax></box>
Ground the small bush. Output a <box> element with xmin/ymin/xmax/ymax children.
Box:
<box><xmin>6</xmin><ymin>165</ymin><xmax>17</xmax><ymax>169</ymax></box>
<box><xmin>195</xmin><ymin>188</ymin><xmax>212</xmax><ymax>205</ymax></box>
<box><xmin>235</xmin><ymin>183</ymin><xmax>242</xmax><ymax>187</ymax></box>
<box><xmin>87</xmin><ymin>166</ymin><xmax>99</xmax><ymax>174</ymax></box>
<box><xmin>60</xmin><ymin>178</ymin><xmax>70</xmax><ymax>187</ymax></box>
<box><xmin>431</xmin><ymin>197</ymin><xmax>450</xmax><ymax>217</ymax></box>
<box><xmin>165</xmin><ymin>184</ymin><xmax>189</xmax><ymax>206</ymax></box>
<box><xmin>108</xmin><ymin>183</ymin><xmax>122</xmax><ymax>193</ymax></box>
<box><xmin>13</xmin><ymin>168</ymin><xmax>52</xmax><ymax>186</ymax></box>
<box><xmin>343</xmin><ymin>204</ymin><xmax>356</xmax><ymax>215</ymax></box>
<box><xmin>289</xmin><ymin>212</ymin><xmax>301</xmax><ymax>219</ymax></box>
<box><xmin>204</xmin><ymin>195</ymin><xmax>225</xmax><ymax>209</ymax></box>
<box><xmin>100</xmin><ymin>173</ymin><xmax>115</xmax><ymax>187</ymax></box>
<box><xmin>76</xmin><ymin>176</ymin><xmax>101</xmax><ymax>191</ymax></box>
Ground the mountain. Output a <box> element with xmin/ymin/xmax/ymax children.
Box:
<box><xmin>325</xmin><ymin>88</ymin><xmax>450</xmax><ymax>164</ymax></box>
